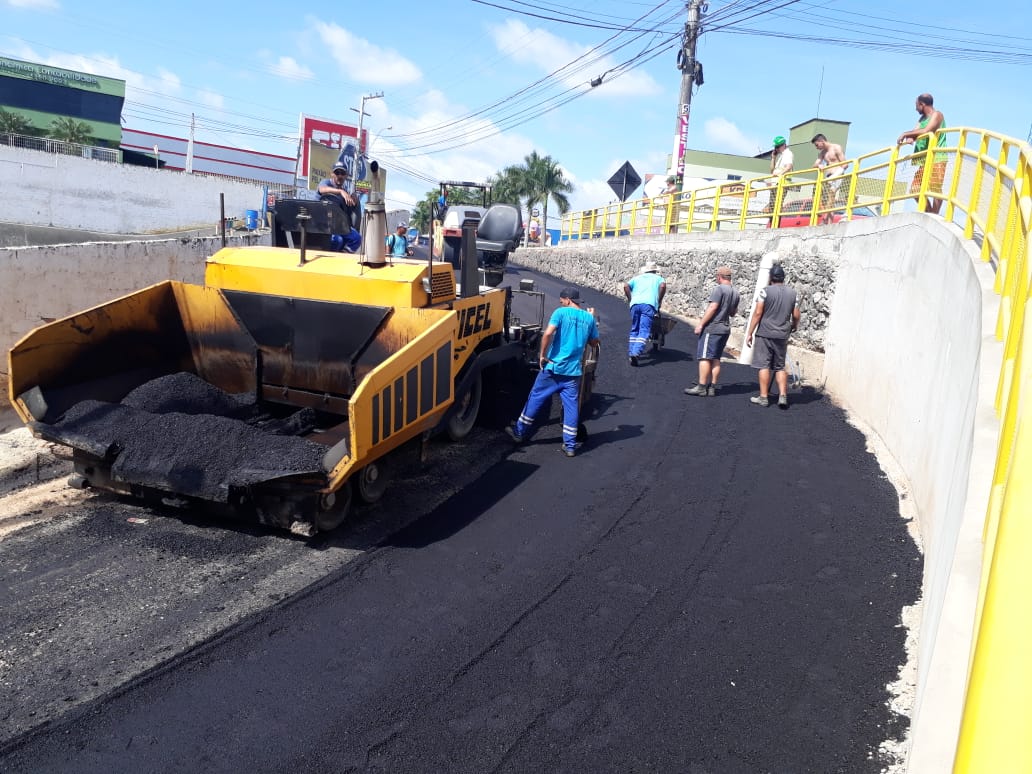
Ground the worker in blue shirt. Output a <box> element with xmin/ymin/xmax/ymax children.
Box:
<box><xmin>507</xmin><ymin>287</ymin><xmax>600</xmax><ymax>457</ymax></box>
<box><xmin>387</xmin><ymin>222</ymin><xmax>412</xmax><ymax>257</ymax></box>
<box><xmin>623</xmin><ymin>261</ymin><xmax>667</xmax><ymax>366</ymax></box>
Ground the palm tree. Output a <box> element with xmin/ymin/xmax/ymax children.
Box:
<box><xmin>488</xmin><ymin>165</ymin><xmax>530</xmax><ymax>210</ymax></box>
<box><xmin>522</xmin><ymin>151</ymin><xmax>573</xmax><ymax>242</ymax></box>
<box><xmin>0</xmin><ymin>107</ymin><xmax>34</xmax><ymax>137</ymax></box>
<box><xmin>49</xmin><ymin>116</ymin><xmax>93</xmax><ymax>145</ymax></box>
<box><xmin>524</xmin><ymin>149</ymin><xmax>573</xmax><ymax>238</ymax></box>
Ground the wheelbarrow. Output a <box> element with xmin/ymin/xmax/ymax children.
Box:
<box><xmin>649</xmin><ymin>311</ymin><xmax>677</xmax><ymax>351</ymax></box>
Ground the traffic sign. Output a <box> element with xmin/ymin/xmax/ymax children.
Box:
<box><xmin>607</xmin><ymin>161</ymin><xmax>642</xmax><ymax>202</ymax></box>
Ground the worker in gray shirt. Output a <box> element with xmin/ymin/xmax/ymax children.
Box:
<box><xmin>685</xmin><ymin>266</ymin><xmax>740</xmax><ymax>397</ymax></box>
<box><xmin>746</xmin><ymin>264</ymin><xmax>800</xmax><ymax>409</ymax></box>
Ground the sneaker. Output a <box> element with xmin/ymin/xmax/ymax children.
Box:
<box><xmin>683</xmin><ymin>384</ymin><xmax>708</xmax><ymax>396</ymax></box>
<box><xmin>778</xmin><ymin>393</ymin><xmax>789</xmax><ymax>410</ymax></box>
<box><xmin>750</xmin><ymin>395</ymin><xmax>769</xmax><ymax>407</ymax></box>
<box><xmin>629</xmin><ymin>356</ymin><xmax>639</xmax><ymax>367</ymax></box>
<box><xmin>560</xmin><ymin>447</ymin><xmax>576</xmax><ymax>458</ymax></box>
<box><xmin>506</xmin><ymin>426</ymin><xmax>526</xmax><ymax>444</ymax></box>
<box><xmin>707</xmin><ymin>385</ymin><xmax>718</xmax><ymax>397</ymax></box>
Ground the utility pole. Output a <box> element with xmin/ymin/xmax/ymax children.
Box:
<box><xmin>186</xmin><ymin>113</ymin><xmax>195</xmax><ymax>174</ymax></box>
<box><xmin>671</xmin><ymin>0</ymin><xmax>705</xmax><ymax>189</ymax></box>
<box><xmin>351</xmin><ymin>91</ymin><xmax>384</xmax><ymax>162</ymax></box>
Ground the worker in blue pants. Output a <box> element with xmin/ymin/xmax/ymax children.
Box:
<box><xmin>507</xmin><ymin>287</ymin><xmax>600</xmax><ymax>457</ymax></box>
<box><xmin>623</xmin><ymin>261</ymin><xmax>666</xmax><ymax>366</ymax></box>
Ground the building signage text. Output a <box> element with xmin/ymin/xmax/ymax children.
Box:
<box><xmin>0</xmin><ymin>57</ymin><xmax>102</xmax><ymax>89</ymax></box>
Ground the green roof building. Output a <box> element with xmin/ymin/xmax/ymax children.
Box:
<box><xmin>0</xmin><ymin>55</ymin><xmax>126</xmax><ymax>146</ymax></box>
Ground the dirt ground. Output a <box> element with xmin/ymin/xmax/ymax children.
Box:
<box><xmin>0</xmin><ymin>403</ymin><xmax>78</xmax><ymax>540</ymax></box>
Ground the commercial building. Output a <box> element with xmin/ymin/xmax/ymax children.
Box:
<box><xmin>121</xmin><ymin>128</ymin><xmax>296</xmax><ymax>187</ymax></box>
<box><xmin>0</xmin><ymin>55</ymin><xmax>125</xmax><ymax>146</ymax></box>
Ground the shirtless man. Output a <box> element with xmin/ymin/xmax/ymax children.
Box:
<box><xmin>812</xmin><ymin>133</ymin><xmax>848</xmax><ymax>223</ymax></box>
<box><xmin>897</xmin><ymin>93</ymin><xmax>947</xmax><ymax>215</ymax></box>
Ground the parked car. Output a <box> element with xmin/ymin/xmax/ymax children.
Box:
<box><xmin>774</xmin><ymin>198</ymin><xmax>877</xmax><ymax>228</ymax></box>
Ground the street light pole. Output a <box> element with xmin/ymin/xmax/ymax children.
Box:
<box><xmin>671</xmin><ymin>0</ymin><xmax>704</xmax><ymax>187</ymax></box>
<box><xmin>351</xmin><ymin>91</ymin><xmax>384</xmax><ymax>166</ymax></box>
<box><xmin>371</xmin><ymin>125</ymin><xmax>393</xmax><ymax>152</ymax></box>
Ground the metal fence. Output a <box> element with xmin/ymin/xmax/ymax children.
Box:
<box><xmin>0</xmin><ymin>132</ymin><xmax>120</xmax><ymax>162</ymax></box>
<box><xmin>565</xmin><ymin>127</ymin><xmax>1032</xmax><ymax>772</ymax></box>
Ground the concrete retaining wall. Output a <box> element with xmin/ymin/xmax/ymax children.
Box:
<box><xmin>515</xmin><ymin>229</ymin><xmax>840</xmax><ymax>354</ymax></box>
<box><xmin>0</xmin><ymin>145</ymin><xmax>267</xmax><ymax>233</ymax></box>
<box><xmin>0</xmin><ymin>234</ymin><xmax>263</xmax><ymax>378</ymax></box>
<box><xmin>823</xmin><ymin>214</ymin><xmax>999</xmax><ymax>772</ymax></box>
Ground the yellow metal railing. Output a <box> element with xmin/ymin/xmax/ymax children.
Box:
<box><xmin>563</xmin><ymin>128</ymin><xmax>1032</xmax><ymax>772</ymax></box>
<box><xmin>953</xmin><ymin>131</ymin><xmax>1032</xmax><ymax>773</ymax></box>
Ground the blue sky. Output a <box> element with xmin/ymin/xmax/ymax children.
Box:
<box><xmin>3</xmin><ymin>0</ymin><xmax>1030</xmax><ymax>224</ymax></box>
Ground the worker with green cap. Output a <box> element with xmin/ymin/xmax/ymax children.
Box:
<box><xmin>770</xmin><ymin>135</ymin><xmax>794</xmax><ymax>177</ymax></box>
<box><xmin>764</xmin><ymin>136</ymin><xmax>795</xmax><ymax>220</ymax></box>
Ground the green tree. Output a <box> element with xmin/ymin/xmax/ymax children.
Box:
<box><xmin>49</xmin><ymin>116</ymin><xmax>94</xmax><ymax>145</ymax></box>
<box><xmin>522</xmin><ymin>151</ymin><xmax>573</xmax><ymax>240</ymax></box>
<box><xmin>488</xmin><ymin>165</ymin><xmax>532</xmax><ymax>212</ymax></box>
<box><xmin>411</xmin><ymin>197</ymin><xmax>432</xmax><ymax>233</ymax></box>
<box><xmin>0</xmin><ymin>107</ymin><xmax>34</xmax><ymax>136</ymax></box>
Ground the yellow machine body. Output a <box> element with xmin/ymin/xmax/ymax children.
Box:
<box><xmin>7</xmin><ymin>244</ymin><xmax>522</xmax><ymax>533</ymax></box>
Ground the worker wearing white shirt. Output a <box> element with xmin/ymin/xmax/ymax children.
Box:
<box><xmin>770</xmin><ymin>136</ymin><xmax>794</xmax><ymax>176</ymax></box>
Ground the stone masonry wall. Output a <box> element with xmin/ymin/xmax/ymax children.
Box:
<box><xmin>513</xmin><ymin>229</ymin><xmax>843</xmax><ymax>353</ymax></box>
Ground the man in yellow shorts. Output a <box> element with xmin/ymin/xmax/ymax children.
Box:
<box><xmin>898</xmin><ymin>93</ymin><xmax>947</xmax><ymax>215</ymax></box>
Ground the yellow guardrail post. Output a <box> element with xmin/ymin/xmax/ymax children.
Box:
<box><xmin>983</xmin><ymin>137</ymin><xmax>1010</xmax><ymax>265</ymax></box>
<box><xmin>942</xmin><ymin>128</ymin><xmax>966</xmax><ymax>225</ymax></box>
<box><xmin>966</xmin><ymin>132</ymin><xmax>991</xmax><ymax>242</ymax></box>
<box><xmin>883</xmin><ymin>144</ymin><xmax>902</xmax><ymax>215</ymax></box>
<box><xmin>772</xmin><ymin>177</ymin><xmax>786</xmax><ymax>227</ymax></box>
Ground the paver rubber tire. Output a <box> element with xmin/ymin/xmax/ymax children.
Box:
<box><xmin>355</xmin><ymin>461</ymin><xmax>388</xmax><ymax>504</ymax></box>
<box><xmin>315</xmin><ymin>480</ymin><xmax>353</xmax><ymax>533</ymax></box>
<box><xmin>446</xmin><ymin>372</ymin><xmax>483</xmax><ymax>441</ymax></box>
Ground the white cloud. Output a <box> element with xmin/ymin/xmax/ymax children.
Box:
<box><xmin>312</xmin><ymin>21</ymin><xmax>421</xmax><ymax>85</ymax></box>
<box><xmin>154</xmin><ymin>68</ymin><xmax>182</xmax><ymax>94</ymax></box>
<box><xmin>198</xmin><ymin>89</ymin><xmax>224</xmax><ymax>110</ymax></box>
<box><xmin>486</xmin><ymin>19</ymin><xmax>661</xmax><ymax>98</ymax></box>
<box><xmin>701</xmin><ymin>117</ymin><xmax>763</xmax><ymax>156</ymax></box>
<box><xmin>7</xmin><ymin>0</ymin><xmax>59</xmax><ymax>9</ymax></box>
<box><xmin>254</xmin><ymin>51</ymin><xmax>314</xmax><ymax>83</ymax></box>
<box><xmin>269</xmin><ymin>55</ymin><xmax>313</xmax><ymax>82</ymax></box>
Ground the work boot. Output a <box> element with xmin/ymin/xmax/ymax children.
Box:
<box><xmin>560</xmin><ymin>447</ymin><xmax>576</xmax><ymax>458</ymax></box>
<box><xmin>778</xmin><ymin>393</ymin><xmax>789</xmax><ymax>410</ymax></box>
<box><xmin>707</xmin><ymin>385</ymin><xmax>719</xmax><ymax>397</ymax></box>
<box><xmin>506</xmin><ymin>426</ymin><xmax>526</xmax><ymax>444</ymax></box>
<box><xmin>629</xmin><ymin>356</ymin><xmax>639</xmax><ymax>367</ymax></box>
<box><xmin>750</xmin><ymin>395</ymin><xmax>769</xmax><ymax>407</ymax></box>
<box><xmin>683</xmin><ymin>384</ymin><xmax>708</xmax><ymax>396</ymax></box>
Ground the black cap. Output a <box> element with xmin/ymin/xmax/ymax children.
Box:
<box><xmin>559</xmin><ymin>287</ymin><xmax>581</xmax><ymax>302</ymax></box>
<box><xmin>770</xmin><ymin>265</ymin><xmax>786</xmax><ymax>281</ymax></box>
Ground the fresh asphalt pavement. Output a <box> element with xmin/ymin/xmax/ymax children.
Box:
<box><xmin>0</xmin><ymin>263</ymin><xmax>921</xmax><ymax>773</ymax></box>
